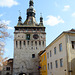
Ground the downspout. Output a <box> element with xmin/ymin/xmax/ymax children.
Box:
<box><xmin>68</xmin><ymin>35</ymin><xmax>71</xmax><ymax>75</ymax></box>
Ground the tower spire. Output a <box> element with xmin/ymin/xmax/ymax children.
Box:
<box><xmin>17</xmin><ymin>10</ymin><xmax>22</xmax><ymax>25</ymax></box>
<box><xmin>39</xmin><ymin>13</ymin><xmax>43</xmax><ymax>26</ymax></box>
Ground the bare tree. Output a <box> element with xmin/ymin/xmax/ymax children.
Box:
<box><xmin>0</xmin><ymin>22</ymin><xmax>10</xmax><ymax>70</ymax></box>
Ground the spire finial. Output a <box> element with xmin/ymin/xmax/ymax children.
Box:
<box><xmin>19</xmin><ymin>10</ymin><xmax>21</xmax><ymax>16</ymax></box>
<box><xmin>40</xmin><ymin>13</ymin><xmax>43</xmax><ymax>23</ymax></box>
<box><xmin>40</xmin><ymin>13</ymin><xmax>42</xmax><ymax>17</ymax></box>
<box><xmin>18</xmin><ymin>10</ymin><xmax>22</xmax><ymax>22</ymax></box>
<box><xmin>29</xmin><ymin>0</ymin><xmax>34</xmax><ymax>7</ymax></box>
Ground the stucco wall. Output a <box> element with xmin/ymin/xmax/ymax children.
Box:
<box><xmin>46</xmin><ymin>34</ymin><xmax>68</xmax><ymax>75</ymax></box>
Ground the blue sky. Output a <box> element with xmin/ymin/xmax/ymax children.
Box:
<box><xmin>0</xmin><ymin>0</ymin><xmax>75</xmax><ymax>58</ymax></box>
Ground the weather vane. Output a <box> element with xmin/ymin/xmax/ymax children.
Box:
<box><xmin>40</xmin><ymin>13</ymin><xmax>42</xmax><ymax>17</ymax></box>
<box><xmin>19</xmin><ymin>10</ymin><xmax>21</xmax><ymax>16</ymax></box>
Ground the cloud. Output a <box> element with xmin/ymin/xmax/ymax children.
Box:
<box><xmin>72</xmin><ymin>12</ymin><xmax>75</xmax><ymax>17</ymax></box>
<box><xmin>0</xmin><ymin>20</ymin><xmax>11</xmax><ymax>25</ymax></box>
<box><xmin>62</xmin><ymin>5</ymin><xmax>70</xmax><ymax>11</ymax></box>
<box><xmin>0</xmin><ymin>0</ymin><xmax>18</xmax><ymax>7</ymax></box>
<box><xmin>0</xmin><ymin>14</ymin><xmax>3</xmax><ymax>17</ymax></box>
<box><xmin>7</xmin><ymin>27</ymin><xmax>14</xmax><ymax>30</ymax></box>
<box><xmin>44</xmin><ymin>15</ymin><xmax>64</xmax><ymax>26</ymax></box>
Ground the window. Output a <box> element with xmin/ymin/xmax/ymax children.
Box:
<box><xmin>16</xmin><ymin>41</ymin><xmax>17</xmax><ymax>48</ymax></box>
<box><xmin>36</xmin><ymin>47</ymin><xmax>37</xmax><ymax>49</ymax></box>
<box><xmin>50</xmin><ymin>62</ymin><xmax>52</xmax><ymax>69</ymax></box>
<box><xmin>43</xmin><ymin>41</ymin><xmax>44</xmax><ymax>46</ymax></box>
<box><xmin>60</xmin><ymin>58</ymin><xmax>63</xmax><ymax>67</ymax></box>
<box><xmin>39</xmin><ymin>41</ymin><xmax>41</xmax><ymax>45</ymax></box>
<box><xmin>44</xmin><ymin>55</ymin><xmax>45</xmax><ymax>60</ymax></box>
<box><xmin>32</xmin><ymin>54</ymin><xmax>35</xmax><ymax>58</ymax></box>
<box><xmin>48</xmin><ymin>63</ymin><xmax>49</xmax><ymax>70</ymax></box>
<box><xmin>54</xmin><ymin>47</ymin><xmax>56</xmax><ymax>54</ymax></box>
<box><xmin>24</xmin><ymin>41</ymin><xmax>25</xmax><ymax>45</ymax></box>
<box><xmin>31</xmin><ymin>47</ymin><xmax>33</xmax><ymax>49</ymax></box>
<box><xmin>6</xmin><ymin>67</ymin><xmax>10</xmax><ymax>71</ymax></box>
<box><xmin>72</xmin><ymin>41</ymin><xmax>75</xmax><ymax>49</ymax></box>
<box><xmin>44</xmin><ymin>65</ymin><xmax>46</xmax><ymax>70</ymax></box>
<box><xmin>59</xmin><ymin>43</ymin><xmax>62</xmax><ymax>51</ymax></box>
<box><xmin>55</xmin><ymin>60</ymin><xmax>58</xmax><ymax>68</ymax></box>
<box><xmin>20</xmin><ymin>41</ymin><xmax>21</xmax><ymax>49</ymax></box>
<box><xmin>26</xmin><ymin>34</ymin><xmax>30</xmax><ymax>40</ymax></box>
<box><xmin>50</xmin><ymin>51</ymin><xmax>52</xmax><ymax>57</ymax></box>
<box><xmin>35</xmin><ymin>41</ymin><xmax>37</xmax><ymax>46</ymax></box>
<box><xmin>31</xmin><ymin>41</ymin><xmax>33</xmax><ymax>46</ymax></box>
<box><xmin>28</xmin><ymin>41</ymin><xmax>29</xmax><ymax>45</ymax></box>
<box><xmin>47</xmin><ymin>53</ymin><xmax>49</xmax><ymax>59</ymax></box>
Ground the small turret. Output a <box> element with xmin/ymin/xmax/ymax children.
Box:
<box><xmin>18</xmin><ymin>16</ymin><xmax>22</xmax><ymax>25</ymax></box>
<box><xmin>18</xmin><ymin>16</ymin><xmax>22</xmax><ymax>21</ymax></box>
<box><xmin>17</xmin><ymin>11</ymin><xmax>22</xmax><ymax>25</ymax></box>
<box><xmin>39</xmin><ymin>13</ymin><xmax>43</xmax><ymax>26</ymax></box>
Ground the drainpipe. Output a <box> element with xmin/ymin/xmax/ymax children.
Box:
<box><xmin>68</xmin><ymin>35</ymin><xmax>72</xmax><ymax>75</ymax></box>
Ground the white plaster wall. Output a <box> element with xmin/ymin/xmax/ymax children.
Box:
<box><xmin>46</xmin><ymin>35</ymin><xmax>68</xmax><ymax>75</ymax></box>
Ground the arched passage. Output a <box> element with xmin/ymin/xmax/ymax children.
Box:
<box><xmin>6</xmin><ymin>72</ymin><xmax>10</xmax><ymax>75</ymax></box>
<box><xmin>19</xmin><ymin>73</ymin><xmax>27</xmax><ymax>75</ymax></box>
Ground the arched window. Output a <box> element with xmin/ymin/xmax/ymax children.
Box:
<box><xmin>20</xmin><ymin>41</ymin><xmax>21</xmax><ymax>49</ymax></box>
<box><xmin>35</xmin><ymin>41</ymin><xmax>37</xmax><ymax>46</ymax></box>
<box><xmin>39</xmin><ymin>41</ymin><xmax>41</xmax><ymax>45</ymax></box>
<box><xmin>31</xmin><ymin>41</ymin><xmax>33</xmax><ymax>46</ymax></box>
<box><xmin>28</xmin><ymin>41</ymin><xmax>29</xmax><ymax>45</ymax></box>
<box><xmin>43</xmin><ymin>41</ymin><xmax>44</xmax><ymax>46</ymax></box>
<box><xmin>16</xmin><ymin>41</ymin><xmax>17</xmax><ymax>48</ymax></box>
<box><xmin>24</xmin><ymin>41</ymin><xmax>25</xmax><ymax>45</ymax></box>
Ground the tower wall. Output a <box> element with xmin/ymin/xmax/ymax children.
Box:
<box><xmin>13</xmin><ymin>27</ymin><xmax>46</xmax><ymax>75</ymax></box>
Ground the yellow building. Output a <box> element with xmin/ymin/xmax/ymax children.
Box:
<box><xmin>38</xmin><ymin>50</ymin><xmax>47</xmax><ymax>75</ymax></box>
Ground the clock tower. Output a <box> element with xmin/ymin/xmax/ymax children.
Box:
<box><xmin>13</xmin><ymin>0</ymin><xmax>46</xmax><ymax>75</ymax></box>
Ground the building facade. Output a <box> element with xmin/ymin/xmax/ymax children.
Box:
<box><xmin>1</xmin><ymin>59</ymin><xmax>13</xmax><ymax>75</ymax></box>
<box><xmin>38</xmin><ymin>50</ymin><xmax>47</xmax><ymax>75</ymax></box>
<box><xmin>46</xmin><ymin>29</ymin><xmax>75</xmax><ymax>75</ymax></box>
<box><xmin>13</xmin><ymin>0</ymin><xmax>46</xmax><ymax>75</ymax></box>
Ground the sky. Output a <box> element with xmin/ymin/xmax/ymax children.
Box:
<box><xmin>0</xmin><ymin>0</ymin><xmax>75</xmax><ymax>58</ymax></box>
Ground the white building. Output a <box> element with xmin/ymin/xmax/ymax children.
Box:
<box><xmin>46</xmin><ymin>29</ymin><xmax>75</xmax><ymax>75</ymax></box>
<box><xmin>13</xmin><ymin>0</ymin><xmax>46</xmax><ymax>75</ymax></box>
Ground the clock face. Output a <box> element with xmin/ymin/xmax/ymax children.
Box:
<box><xmin>33</xmin><ymin>34</ymin><xmax>39</xmax><ymax>39</ymax></box>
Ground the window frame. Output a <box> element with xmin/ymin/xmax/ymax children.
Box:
<box><xmin>55</xmin><ymin>60</ymin><xmax>58</xmax><ymax>68</ymax></box>
<box><xmin>60</xmin><ymin>58</ymin><xmax>63</xmax><ymax>67</ymax></box>
<box><xmin>59</xmin><ymin>43</ymin><xmax>62</xmax><ymax>52</ymax></box>
<box><xmin>26</xmin><ymin>34</ymin><xmax>30</xmax><ymax>40</ymax></box>
<box><xmin>50</xmin><ymin>51</ymin><xmax>52</xmax><ymax>57</ymax></box>
<box><xmin>54</xmin><ymin>47</ymin><xmax>56</xmax><ymax>54</ymax></box>
<box><xmin>32</xmin><ymin>54</ymin><xmax>35</xmax><ymax>58</ymax></box>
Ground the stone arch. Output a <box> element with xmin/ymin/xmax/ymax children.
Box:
<box><xmin>19</xmin><ymin>73</ymin><xmax>27</xmax><ymax>75</ymax></box>
<box><xmin>6</xmin><ymin>72</ymin><xmax>10</xmax><ymax>75</ymax></box>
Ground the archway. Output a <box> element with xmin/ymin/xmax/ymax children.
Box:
<box><xmin>19</xmin><ymin>73</ymin><xmax>27</xmax><ymax>75</ymax></box>
<box><xmin>6</xmin><ymin>72</ymin><xmax>10</xmax><ymax>75</ymax></box>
